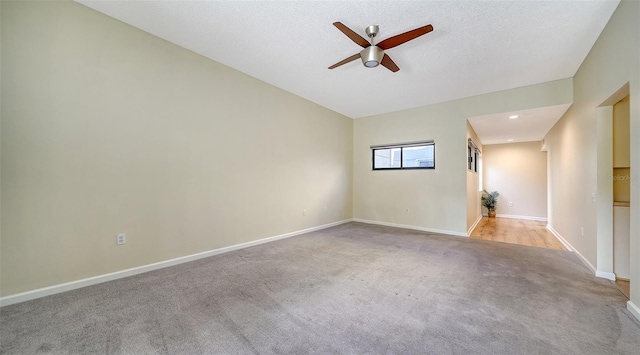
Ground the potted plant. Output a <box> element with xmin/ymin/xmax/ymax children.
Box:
<box><xmin>482</xmin><ymin>190</ymin><xmax>500</xmax><ymax>218</ymax></box>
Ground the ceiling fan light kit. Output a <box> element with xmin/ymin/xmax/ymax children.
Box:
<box><xmin>361</xmin><ymin>46</ymin><xmax>383</xmax><ymax>67</ymax></box>
<box><xmin>329</xmin><ymin>22</ymin><xmax>433</xmax><ymax>73</ymax></box>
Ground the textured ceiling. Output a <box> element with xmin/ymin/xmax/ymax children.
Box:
<box><xmin>468</xmin><ymin>104</ymin><xmax>572</xmax><ymax>145</ymax></box>
<box><xmin>77</xmin><ymin>0</ymin><xmax>618</xmax><ymax>119</ymax></box>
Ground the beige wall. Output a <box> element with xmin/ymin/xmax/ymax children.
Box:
<box><xmin>0</xmin><ymin>1</ymin><xmax>353</xmax><ymax>297</ymax></box>
<box><xmin>466</xmin><ymin>122</ymin><xmax>483</xmax><ymax>232</ymax></box>
<box><xmin>544</xmin><ymin>0</ymin><xmax>639</xmax><ymax>314</ymax></box>
<box><xmin>483</xmin><ymin>142</ymin><xmax>547</xmax><ymax>219</ymax></box>
<box><xmin>353</xmin><ymin>79</ymin><xmax>572</xmax><ymax>235</ymax></box>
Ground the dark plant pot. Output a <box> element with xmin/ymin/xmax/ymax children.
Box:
<box><xmin>488</xmin><ymin>210</ymin><xmax>496</xmax><ymax>218</ymax></box>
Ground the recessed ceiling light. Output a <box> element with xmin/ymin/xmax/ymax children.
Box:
<box><xmin>508</xmin><ymin>115</ymin><xmax>519</xmax><ymax>119</ymax></box>
<box><xmin>507</xmin><ymin>139</ymin><xmax>514</xmax><ymax>142</ymax></box>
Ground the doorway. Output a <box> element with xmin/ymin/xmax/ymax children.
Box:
<box><xmin>613</xmin><ymin>95</ymin><xmax>631</xmax><ymax>298</ymax></box>
<box><xmin>596</xmin><ymin>84</ymin><xmax>631</xmax><ymax>299</ymax></box>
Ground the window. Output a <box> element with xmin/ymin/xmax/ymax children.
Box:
<box><xmin>477</xmin><ymin>152</ymin><xmax>483</xmax><ymax>191</ymax></box>
<box><xmin>468</xmin><ymin>139</ymin><xmax>480</xmax><ymax>173</ymax></box>
<box><xmin>372</xmin><ymin>141</ymin><xmax>435</xmax><ymax>170</ymax></box>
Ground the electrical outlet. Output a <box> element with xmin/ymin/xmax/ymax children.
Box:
<box><xmin>116</xmin><ymin>233</ymin><xmax>126</xmax><ymax>245</ymax></box>
<box><xmin>302</xmin><ymin>210</ymin><xmax>306</xmax><ymax>216</ymax></box>
<box><xmin>509</xmin><ymin>202</ymin><xmax>513</xmax><ymax>207</ymax></box>
<box><xmin>581</xmin><ymin>227</ymin><xmax>584</xmax><ymax>236</ymax></box>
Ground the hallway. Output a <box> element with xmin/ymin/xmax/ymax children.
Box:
<box><xmin>470</xmin><ymin>217</ymin><xmax>566</xmax><ymax>251</ymax></box>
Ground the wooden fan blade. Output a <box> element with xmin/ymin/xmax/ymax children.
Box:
<box><xmin>328</xmin><ymin>53</ymin><xmax>361</xmax><ymax>69</ymax></box>
<box><xmin>380</xmin><ymin>54</ymin><xmax>399</xmax><ymax>72</ymax></box>
<box><xmin>333</xmin><ymin>22</ymin><xmax>371</xmax><ymax>48</ymax></box>
<box><xmin>377</xmin><ymin>24</ymin><xmax>433</xmax><ymax>50</ymax></box>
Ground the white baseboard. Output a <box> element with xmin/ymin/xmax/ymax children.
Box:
<box><xmin>628</xmin><ymin>301</ymin><xmax>640</xmax><ymax>322</ymax></box>
<box><xmin>0</xmin><ymin>219</ymin><xmax>353</xmax><ymax>307</ymax></box>
<box><xmin>595</xmin><ymin>270</ymin><xmax>616</xmax><ymax>281</ymax></box>
<box><xmin>467</xmin><ymin>214</ymin><xmax>483</xmax><ymax>236</ymax></box>
<box><xmin>496</xmin><ymin>214</ymin><xmax>548</xmax><ymax>222</ymax></box>
<box><xmin>546</xmin><ymin>224</ymin><xmax>575</xmax><ymax>252</ymax></box>
<box><xmin>545</xmin><ymin>224</ymin><xmax>617</xmax><ymax>281</ymax></box>
<box><xmin>353</xmin><ymin>218</ymin><xmax>467</xmax><ymax>237</ymax></box>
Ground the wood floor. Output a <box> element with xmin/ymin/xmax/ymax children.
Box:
<box><xmin>470</xmin><ymin>217</ymin><xmax>567</xmax><ymax>251</ymax></box>
<box><xmin>616</xmin><ymin>279</ymin><xmax>630</xmax><ymax>299</ymax></box>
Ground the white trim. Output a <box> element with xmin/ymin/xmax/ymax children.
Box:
<box><xmin>467</xmin><ymin>214</ymin><xmax>483</xmax><ymax>236</ymax></box>
<box><xmin>628</xmin><ymin>301</ymin><xmax>640</xmax><ymax>322</ymax></box>
<box><xmin>353</xmin><ymin>218</ymin><xmax>468</xmax><ymax>237</ymax></box>
<box><xmin>546</xmin><ymin>224</ymin><xmax>575</xmax><ymax>252</ymax></box>
<box><xmin>496</xmin><ymin>214</ymin><xmax>548</xmax><ymax>222</ymax></box>
<box><xmin>0</xmin><ymin>219</ymin><xmax>353</xmax><ymax>307</ymax></box>
<box><xmin>545</xmin><ymin>224</ymin><xmax>617</xmax><ymax>281</ymax></box>
<box><xmin>595</xmin><ymin>270</ymin><xmax>616</xmax><ymax>281</ymax></box>
<box><xmin>546</xmin><ymin>225</ymin><xmax>619</xmax><ymax>281</ymax></box>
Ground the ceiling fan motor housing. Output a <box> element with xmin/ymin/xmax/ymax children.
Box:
<box><xmin>361</xmin><ymin>46</ymin><xmax>384</xmax><ymax>67</ymax></box>
<box><xmin>365</xmin><ymin>25</ymin><xmax>379</xmax><ymax>38</ymax></box>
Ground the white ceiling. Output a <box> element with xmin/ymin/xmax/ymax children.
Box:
<box><xmin>77</xmin><ymin>0</ymin><xmax>618</xmax><ymax>119</ymax></box>
<box><xmin>467</xmin><ymin>104</ymin><xmax>572</xmax><ymax>145</ymax></box>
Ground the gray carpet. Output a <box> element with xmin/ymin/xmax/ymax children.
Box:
<box><xmin>1</xmin><ymin>222</ymin><xmax>639</xmax><ymax>354</ymax></box>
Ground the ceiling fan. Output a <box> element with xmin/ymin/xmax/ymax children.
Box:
<box><xmin>328</xmin><ymin>22</ymin><xmax>434</xmax><ymax>72</ymax></box>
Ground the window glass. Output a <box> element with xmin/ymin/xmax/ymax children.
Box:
<box><xmin>403</xmin><ymin>145</ymin><xmax>434</xmax><ymax>168</ymax></box>
<box><xmin>372</xmin><ymin>142</ymin><xmax>434</xmax><ymax>170</ymax></box>
<box><xmin>373</xmin><ymin>148</ymin><xmax>401</xmax><ymax>168</ymax></box>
